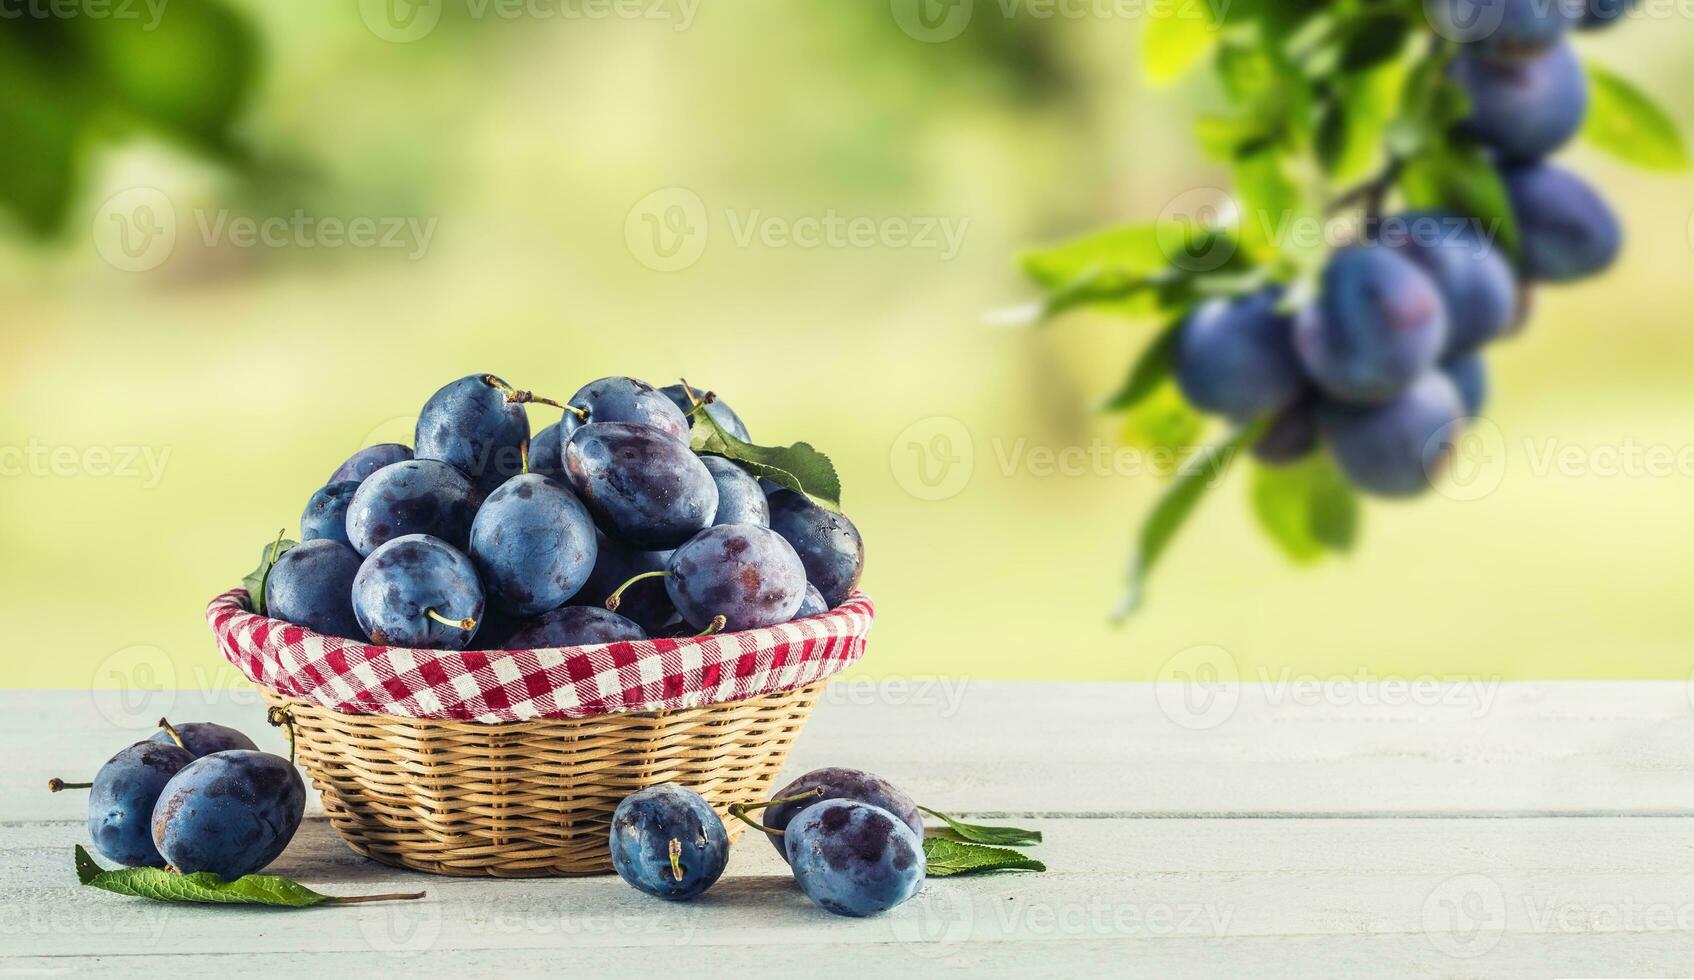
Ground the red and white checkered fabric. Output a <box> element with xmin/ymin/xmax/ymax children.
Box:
<box><xmin>206</xmin><ymin>588</ymin><xmax>873</xmax><ymax>723</ymax></box>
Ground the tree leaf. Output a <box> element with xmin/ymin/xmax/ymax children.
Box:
<box><xmin>1581</xmin><ymin>61</ymin><xmax>1690</xmax><ymax>172</ymax></box>
<box><xmin>922</xmin><ymin>838</ymin><xmax>1046</xmax><ymax>877</ymax></box>
<box><xmin>1398</xmin><ymin>141</ymin><xmax>1517</xmax><ymax>256</ymax></box>
<box><xmin>1022</xmin><ymin>224</ymin><xmax>1246</xmax><ymax>321</ymax></box>
<box><xmin>1141</xmin><ymin>7</ymin><xmax>1216</xmax><ymax>85</ymax></box>
<box><xmin>1118</xmin><ymin>379</ymin><xmax>1206</xmax><ymax>457</ymax></box>
<box><xmin>242</xmin><ymin>532</ymin><xmax>295</xmax><ymax>616</ymax></box>
<box><xmin>1249</xmin><ymin>453</ymin><xmax>1359</xmax><ymax>564</ymax></box>
<box><xmin>689</xmin><ymin>405</ymin><xmax>842</xmax><ymax>511</ymax></box>
<box><xmin>1101</xmin><ymin>318</ymin><xmax>1182</xmax><ymax>412</ymax></box>
<box><xmin>74</xmin><ymin>846</ymin><xmax>423</xmax><ymax>907</ymax></box>
<box><xmin>919</xmin><ymin>807</ymin><xmax>1042</xmax><ymax>846</ymax></box>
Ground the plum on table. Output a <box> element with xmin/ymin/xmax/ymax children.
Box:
<box><xmin>784</xmin><ymin>799</ymin><xmax>925</xmax><ymax>917</ymax></box>
<box><xmin>609</xmin><ymin>784</ymin><xmax>729</xmax><ymax>901</ymax></box>
<box><xmin>150</xmin><ymin>721</ymin><xmax>257</xmax><ymax>758</ymax></box>
<box><xmin>151</xmin><ymin>750</ymin><xmax>306</xmax><ymax>881</ymax></box>
<box><xmin>82</xmin><ymin>741</ymin><xmax>195</xmax><ymax>867</ymax></box>
<box><xmin>760</xmin><ymin>766</ymin><xmax>923</xmax><ymax>863</ymax></box>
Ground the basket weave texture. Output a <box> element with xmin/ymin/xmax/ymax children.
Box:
<box><xmin>209</xmin><ymin>588</ymin><xmax>873</xmax><ymax>876</ymax></box>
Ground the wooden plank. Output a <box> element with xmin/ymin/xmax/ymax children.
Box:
<box><xmin>12</xmin><ymin>682</ymin><xmax>1694</xmax><ymax>820</ymax></box>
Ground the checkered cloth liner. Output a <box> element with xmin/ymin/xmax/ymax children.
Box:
<box><xmin>206</xmin><ymin>588</ymin><xmax>873</xmax><ymax>723</ymax></box>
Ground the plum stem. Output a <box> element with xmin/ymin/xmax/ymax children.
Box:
<box><xmin>668</xmin><ymin>838</ymin><xmax>685</xmax><ymax>882</ymax></box>
<box><xmin>520</xmin><ymin>438</ymin><xmax>530</xmax><ymax>475</ymax></box>
<box><xmin>324</xmin><ymin>891</ymin><xmax>428</xmax><ymax>905</ymax></box>
<box><xmin>266</xmin><ymin>705</ymin><xmax>297</xmax><ymax>765</ymax></box>
<box><xmin>604</xmin><ymin>570</ymin><xmax>671</xmax><ymax>612</ymax></box>
<box><xmin>694</xmin><ymin>615</ymin><xmax>727</xmax><ymax>638</ymax></box>
<box><xmin>726</xmin><ymin>788</ymin><xmax>824</xmax><ymax>837</ymax></box>
<box><xmin>425</xmin><ymin>608</ymin><xmax>478</xmax><ymax>632</ymax></box>
<box><xmin>480</xmin><ymin>374</ymin><xmax>586</xmax><ymax>420</ymax></box>
<box><xmin>156</xmin><ymin>717</ymin><xmax>187</xmax><ymax>751</ymax></box>
<box><xmin>48</xmin><ymin>778</ymin><xmax>91</xmax><ymax>792</ymax></box>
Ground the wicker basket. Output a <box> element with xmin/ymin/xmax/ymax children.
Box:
<box><xmin>209</xmin><ymin>588</ymin><xmax>872</xmax><ymax>877</ymax></box>
<box><xmin>263</xmin><ymin>684</ymin><xmax>822</xmax><ymax>877</ymax></box>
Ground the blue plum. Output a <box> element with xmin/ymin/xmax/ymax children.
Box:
<box><xmin>564</xmin><ymin>422</ymin><xmax>718</xmax><ymax>550</ymax></box>
<box><xmin>609</xmin><ymin>784</ymin><xmax>729</xmax><ymax>901</ymax></box>
<box><xmin>762</xmin><ymin>766</ymin><xmax>924</xmax><ymax>863</ymax></box>
<box><xmin>701</xmin><ymin>456</ymin><xmax>769</xmax><ymax>526</ymax></box>
<box><xmin>352</xmin><ymin>534</ymin><xmax>485</xmax><ymax>649</ymax></box>
<box><xmin>529</xmin><ymin>422</ymin><xmax>565</xmax><ymax>480</ymax></box>
<box><xmin>765</xmin><ymin>490</ymin><xmax>864</xmax><ymax>608</ymax></box>
<box><xmin>1451</xmin><ymin>42</ymin><xmax>1586</xmax><ymax>162</ymax></box>
<box><xmin>328</xmin><ymin>443</ymin><xmax>412</xmax><ymax>485</ymax></box>
<box><xmin>1430</xmin><ymin>0</ymin><xmax>1578</xmax><ymax>57</ymax></box>
<box><xmin>572</xmin><ymin>531</ymin><xmax>677</xmax><ymax>634</ymax></box>
<box><xmin>1445</xmin><ymin>354</ymin><xmax>1489</xmax><ymax>415</ymax></box>
<box><xmin>345</xmin><ymin>459</ymin><xmax>480</xmax><ymax>556</ymax></box>
<box><xmin>660</xmin><ymin>382</ymin><xmax>751</xmax><ymax>442</ymax></box>
<box><xmin>1377</xmin><ymin>212</ymin><xmax>1518</xmax><ymax>358</ymax></box>
<box><xmin>784</xmin><ymin>800</ymin><xmax>926</xmax><ymax>917</ymax></box>
<box><xmin>794</xmin><ymin>583</ymin><xmax>829</xmax><ymax>619</ymax></box>
<box><xmin>264</xmin><ymin>539</ymin><xmax>366</xmax><ymax>641</ymax></box>
<box><xmin>300</xmin><ymin>481</ymin><xmax>360</xmax><ymax>546</ymax></box>
<box><xmin>1173</xmin><ymin>288</ymin><xmax>1305</xmax><ymax>420</ymax></box>
<box><xmin>150</xmin><ymin>722</ymin><xmax>258</xmax><ymax>758</ymax></box>
<box><xmin>468</xmin><ymin>473</ymin><xmax>597</xmax><ymax>616</ymax></box>
<box><xmin>1251</xmin><ymin>399</ymin><xmax>1320</xmax><ymax>466</ymax></box>
<box><xmin>1294</xmin><ymin>246</ymin><xmax>1448</xmax><ymax>404</ymax></box>
<box><xmin>151</xmin><ymin>750</ymin><xmax>306</xmax><ymax>880</ymax></box>
<box><xmin>1577</xmin><ymin>0</ymin><xmax>1635</xmax><ymax>27</ymax></box>
<box><xmin>86</xmin><ymin>741</ymin><xmax>195</xmax><ymax>867</ymax></box>
<box><xmin>414</xmin><ymin>374</ymin><xmax>530</xmax><ymax>494</ymax></box>
<box><xmin>1506</xmin><ymin>163</ymin><xmax>1622</xmax><ymax>282</ymax></box>
<box><xmin>663</xmin><ymin>524</ymin><xmax>807</xmax><ymax>631</ymax></box>
<box><xmin>1318</xmin><ymin>372</ymin><xmax>1467</xmax><ymax>497</ymax></box>
<box><xmin>504</xmin><ymin>606</ymin><xmax>647</xmax><ymax>648</ymax></box>
<box><xmin>565</xmin><ymin>376</ymin><xmax>691</xmax><ymax>444</ymax></box>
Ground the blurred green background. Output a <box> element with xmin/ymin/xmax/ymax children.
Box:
<box><xmin>3</xmin><ymin>2</ymin><xmax>1692</xmax><ymax>690</ymax></box>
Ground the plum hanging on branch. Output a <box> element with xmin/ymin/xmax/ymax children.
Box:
<box><xmin>1020</xmin><ymin>0</ymin><xmax>1686</xmax><ymax>617</ymax></box>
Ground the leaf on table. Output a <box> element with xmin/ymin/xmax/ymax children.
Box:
<box><xmin>923</xmin><ymin>838</ymin><xmax>1046</xmax><ymax>877</ymax></box>
<box><xmin>74</xmin><ymin>846</ymin><xmax>423</xmax><ymax>907</ymax></box>
<box><xmin>1581</xmin><ymin>61</ymin><xmax>1690</xmax><ymax>172</ymax></box>
<box><xmin>242</xmin><ymin>532</ymin><xmax>296</xmax><ymax>616</ymax></box>
<box><xmin>689</xmin><ymin>404</ymin><xmax>842</xmax><ymax>511</ymax></box>
<box><xmin>919</xmin><ymin>807</ymin><xmax>1043</xmax><ymax>846</ymax></box>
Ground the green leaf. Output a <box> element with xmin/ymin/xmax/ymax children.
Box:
<box><xmin>74</xmin><ymin>846</ymin><xmax>423</xmax><ymax>907</ymax></box>
<box><xmin>1022</xmin><ymin>224</ymin><xmax>1245</xmax><ymax>321</ymax></box>
<box><xmin>242</xmin><ymin>531</ymin><xmax>295</xmax><ymax>616</ymax></box>
<box><xmin>919</xmin><ymin>807</ymin><xmax>1043</xmax><ymax>846</ymax></box>
<box><xmin>1101</xmin><ymin>319</ymin><xmax>1181</xmax><ymax>412</ymax></box>
<box><xmin>1399</xmin><ymin>141</ymin><xmax>1517</xmax><ymax>256</ymax></box>
<box><xmin>1581</xmin><ymin>62</ymin><xmax>1690</xmax><ymax>172</ymax></box>
<box><xmin>1232</xmin><ymin>149</ymin><xmax>1304</xmax><ymax>261</ymax></box>
<box><xmin>1118</xmin><ymin>379</ymin><xmax>1206</xmax><ymax>457</ymax></box>
<box><xmin>1141</xmin><ymin>8</ymin><xmax>1217</xmax><ymax>85</ymax></box>
<box><xmin>1116</xmin><ymin>424</ymin><xmax>1258</xmax><ymax>621</ymax></box>
<box><xmin>922</xmin><ymin>838</ymin><xmax>1046</xmax><ymax>877</ymax></box>
<box><xmin>689</xmin><ymin>404</ymin><xmax>842</xmax><ymax>511</ymax></box>
<box><xmin>1249</xmin><ymin>452</ymin><xmax>1359</xmax><ymax>563</ymax></box>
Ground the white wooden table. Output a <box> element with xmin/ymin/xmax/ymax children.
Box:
<box><xmin>6</xmin><ymin>682</ymin><xmax>1694</xmax><ymax>977</ymax></box>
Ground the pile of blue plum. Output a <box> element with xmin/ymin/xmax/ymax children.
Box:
<box><xmin>272</xmin><ymin>374</ymin><xmax>863</xmax><ymax>650</ymax></box>
<box><xmin>1174</xmin><ymin>2</ymin><xmax>1627</xmax><ymax>496</ymax></box>
<box><xmin>53</xmin><ymin>719</ymin><xmax>306</xmax><ymax>878</ymax></box>
<box><xmin>609</xmin><ymin>767</ymin><xmax>925</xmax><ymax>917</ymax></box>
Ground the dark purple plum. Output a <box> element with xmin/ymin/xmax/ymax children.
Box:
<box><xmin>1430</xmin><ymin>0</ymin><xmax>1578</xmax><ymax>56</ymax></box>
<box><xmin>86</xmin><ymin>741</ymin><xmax>195</xmax><ymax>867</ymax></box>
<box><xmin>564</xmin><ymin>422</ymin><xmax>718</xmax><ymax>550</ymax></box>
<box><xmin>1318</xmin><ymin>372</ymin><xmax>1467</xmax><ymax>497</ymax></box>
<box><xmin>468</xmin><ymin>474</ymin><xmax>597</xmax><ymax>616</ymax></box>
<box><xmin>300</xmin><ymin>481</ymin><xmax>360</xmax><ymax>546</ymax></box>
<box><xmin>566</xmin><ymin>376</ymin><xmax>691</xmax><ymax>444</ymax></box>
<box><xmin>701</xmin><ymin>456</ymin><xmax>769</xmax><ymax>526</ymax></box>
<box><xmin>1505</xmin><ymin>163</ymin><xmax>1622</xmax><ymax>283</ymax></box>
<box><xmin>345</xmin><ymin>459</ymin><xmax>480</xmax><ymax>557</ymax></box>
<box><xmin>784</xmin><ymin>800</ymin><xmax>925</xmax><ymax>917</ymax></box>
<box><xmin>572</xmin><ymin>531</ymin><xmax>677</xmax><ymax>634</ymax></box>
<box><xmin>1451</xmin><ymin>41</ymin><xmax>1586</xmax><ymax>162</ymax></box>
<box><xmin>328</xmin><ymin>443</ymin><xmax>412</xmax><ymax>485</ymax></box>
<box><xmin>1294</xmin><ymin>246</ymin><xmax>1448</xmax><ymax>404</ymax></box>
<box><xmin>609</xmin><ymin>784</ymin><xmax>729</xmax><ymax>901</ymax></box>
<box><xmin>151</xmin><ymin>750</ymin><xmax>306</xmax><ymax>881</ymax></box>
<box><xmin>660</xmin><ymin>382</ymin><xmax>751</xmax><ymax>441</ymax></box>
<box><xmin>663</xmin><ymin>524</ymin><xmax>807</xmax><ymax>631</ymax></box>
<box><xmin>1252</xmin><ymin>399</ymin><xmax>1320</xmax><ymax>466</ymax></box>
<box><xmin>1577</xmin><ymin>0</ymin><xmax>1635</xmax><ymax>27</ymax></box>
<box><xmin>414</xmin><ymin>374</ymin><xmax>530</xmax><ymax>494</ymax></box>
<box><xmin>1377</xmin><ymin>212</ymin><xmax>1518</xmax><ymax>358</ymax></box>
<box><xmin>150</xmin><ymin>722</ymin><xmax>257</xmax><ymax>758</ymax></box>
<box><xmin>505</xmin><ymin>606</ymin><xmax>647</xmax><ymax>648</ymax></box>
<box><xmin>762</xmin><ymin>766</ymin><xmax>923</xmax><ymax>862</ymax></box>
<box><xmin>264</xmin><ymin>538</ymin><xmax>366</xmax><ymax>641</ymax></box>
<box><xmin>352</xmin><ymin>534</ymin><xmax>485</xmax><ymax>649</ymax></box>
<box><xmin>529</xmin><ymin>422</ymin><xmax>565</xmax><ymax>480</ymax></box>
<box><xmin>794</xmin><ymin>584</ymin><xmax>829</xmax><ymax>619</ymax></box>
<box><xmin>1445</xmin><ymin>354</ymin><xmax>1489</xmax><ymax>415</ymax></box>
<box><xmin>1173</xmin><ymin>288</ymin><xmax>1305</xmax><ymax>420</ymax></box>
<box><xmin>765</xmin><ymin>490</ymin><xmax>864</xmax><ymax>608</ymax></box>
